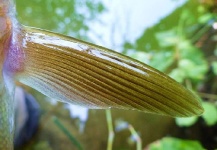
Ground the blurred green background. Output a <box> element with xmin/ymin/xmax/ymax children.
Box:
<box><xmin>14</xmin><ymin>0</ymin><xmax>217</xmax><ymax>149</ymax></box>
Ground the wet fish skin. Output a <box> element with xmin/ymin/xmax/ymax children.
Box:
<box><xmin>0</xmin><ymin>0</ymin><xmax>16</xmax><ymax>149</ymax></box>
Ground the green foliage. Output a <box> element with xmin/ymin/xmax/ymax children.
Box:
<box><xmin>149</xmin><ymin>51</ymin><xmax>174</xmax><ymax>72</ymax></box>
<box><xmin>133</xmin><ymin>0</ymin><xmax>204</xmax><ymax>52</ymax></box>
<box><xmin>16</xmin><ymin>0</ymin><xmax>106</xmax><ymax>41</ymax></box>
<box><xmin>154</xmin><ymin>21</ymin><xmax>208</xmax><ymax>83</ymax></box>
<box><xmin>148</xmin><ymin>137</ymin><xmax>204</xmax><ymax>150</ymax></box>
<box><xmin>175</xmin><ymin>116</ymin><xmax>198</xmax><ymax>127</ymax></box>
<box><xmin>127</xmin><ymin>3</ymin><xmax>210</xmax><ymax>85</ymax></box>
<box><xmin>155</xmin><ymin>29</ymin><xmax>177</xmax><ymax>48</ymax></box>
<box><xmin>169</xmin><ymin>57</ymin><xmax>208</xmax><ymax>83</ymax></box>
<box><xmin>126</xmin><ymin>1</ymin><xmax>217</xmax><ymax>130</ymax></box>
<box><xmin>212</xmin><ymin>61</ymin><xmax>217</xmax><ymax>75</ymax></box>
<box><xmin>202</xmin><ymin>102</ymin><xmax>217</xmax><ymax>126</ymax></box>
<box><xmin>142</xmin><ymin>27</ymin><xmax>208</xmax><ymax>83</ymax></box>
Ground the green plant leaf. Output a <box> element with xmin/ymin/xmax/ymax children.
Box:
<box><xmin>175</xmin><ymin>116</ymin><xmax>198</xmax><ymax>127</ymax></box>
<box><xmin>179</xmin><ymin>59</ymin><xmax>208</xmax><ymax>80</ymax></box>
<box><xmin>147</xmin><ymin>137</ymin><xmax>204</xmax><ymax>150</ymax></box>
<box><xmin>149</xmin><ymin>51</ymin><xmax>174</xmax><ymax>72</ymax></box>
<box><xmin>212</xmin><ymin>62</ymin><xmax>217</xmax><ymax>75</ymax></box>
<box><xmin>169</xmin><ymin>68</ymin><xmax>185</xmax><ymax>83</ymax></box>
<box><xmin>202</xmin><ymin>102</ymin><xmax>217</xmax><ymax>126</ymax></box>
<box><xmin>155</xmin><ymin>30</ymin><xmax>178</xmax><ymax>47</ymax></box>
<box><xmin>198</xmin><ymin>13</ymin><xmax>213</xmax><ymax>24</ymax></box>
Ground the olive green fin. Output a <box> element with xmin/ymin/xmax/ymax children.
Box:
<box><xmin>17</xmin><ymin>26</ymin><xmax>204</xmax><ymax>117</ymax></box>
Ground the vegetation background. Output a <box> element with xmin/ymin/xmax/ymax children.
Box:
<box><xmin>14</xmin><ymin>0</ymin><xmax>217</xmax><ymax>149</ymax></box>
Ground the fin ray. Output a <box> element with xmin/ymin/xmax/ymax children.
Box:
<box><xmin>16</xmin><ymin>26</ymin><xmax>203</xmax><ymax>117</ymax></box>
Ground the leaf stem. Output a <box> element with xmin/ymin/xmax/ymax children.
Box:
<box><xmin>106</xmin><ymin>109</ymin><xmax>114</xmax><ymax>150</ymax></box>
<box><xmin>128</xmin><ymin>124</ymin><xmax>142</xmax><ymax>150</ymax></box>
<box><xmin>52</xmin><ymin>116</ymin><xmax>83</xmax><ymax>150</ymax></box>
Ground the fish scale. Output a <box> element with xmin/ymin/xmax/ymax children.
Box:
<box><xmin>0</xmin><ymin>0</ymin><xmax>15</xmax><ymax>149</ymax></box>
<box><xmin>0</xmin><ymin>80</ymin><xmax>14</xmax><ymax>150</ymax></box>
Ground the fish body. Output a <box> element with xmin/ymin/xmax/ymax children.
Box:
<box><xmin>0</xmin><ymin>0</ymin><xmax>15</xmax><ymax>149</ymax></box>
<box><xmin>0</xmin><ymin>0</ymin><xmax>203</xmax><ymax>149</ymax></box>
